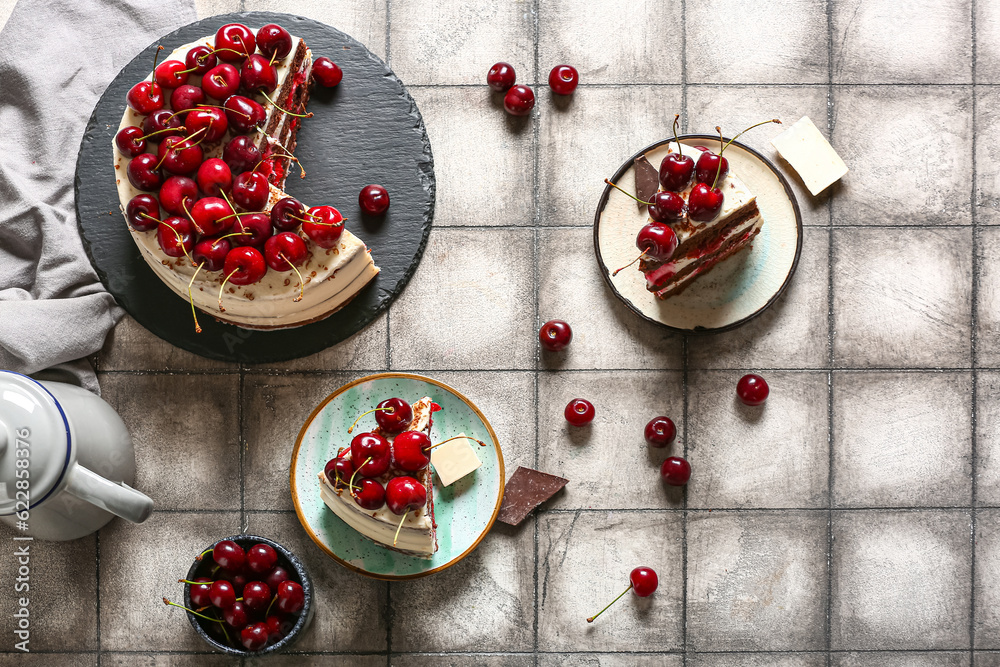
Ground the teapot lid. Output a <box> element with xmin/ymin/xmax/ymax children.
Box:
<box><xmin>0</xmin><ymin>371</ymin><xmax>73</xmax><ymax>516</ymax></box>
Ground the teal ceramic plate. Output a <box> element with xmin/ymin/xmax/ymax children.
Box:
<box><xmin>291</xmin><ymin>373</ymin><xmax>504</xmax><ymax>580</ymax></box>
<box><xmin>594</xmin><ymin>135</ymin><xmax>802</xmax><ymax>333</ymax></box>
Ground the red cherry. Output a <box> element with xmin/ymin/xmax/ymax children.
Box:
<box><xmin>265</xmin><ymin>614</ymin><xmax>293</xmax><ymax>643</ymax></box>
<box><xmin>736</xmin><ymin>374</ymin><xmax>769</xmax><ymax>406</ymax></box>
<box><xmin>209</xmin><ymin>580</ymin><xmax>236</xmax><ymax>609</ymax></box>
<box><xmin>223</xmin><ymin>135</ymin><xmax>262</xmax><ymax>175</ymax></box>
<box><xmin>185</xmin><ymin>45</ymin><xmax>217</xmax><ymax>75</ymax></box>
<box><xmin>242</xmin><ymin>581</ymin><xmax>271</xmax><ymax>611</ymax></box>
<box><xmin>232</xmin><ymin>170</ymin><xmax>270</xmax><ymax>211</ymax></box>
<box><xmin>359</xmin><ymin>184</ymin><xmax>390</xmax><ymax>215</ymax></box>
<box><xmin>503</xmin><ymin>85</ymin><xmax>535</xmax><ymax>116</ymax></box>
<box><xmin>564</xmin><ymin>398</ymin><xmax>595</xmax><ymax>426</ymax></box>
<box><xmin>264</xmin><ymin>232</ymin><xmax>308</xmax><ymax>271</ymax></box>
<box><xmin>275</xmin><ymin>580</ymin><xmax>305</xmax><ymax>614</ymax></box>
<box><xmin>635</xmin><ymin>222</ymin><xmax>678</xmax><ymax>261</ymax></box>
<box><xmin>265</xmin><ymin>567</ymin><xmax>290</xmax><ymax>592</ymax></box>
<box><xmin>196</xmin><ymin>158</ymin><xmax>232</xmax><ymax>197</ymax></box>
<box><xmin>126</xmin><ymin>80</ymin><xmax>164</xmax><ymax>115</ymax></box>
<box><xmin>658</xmin><ymin>151</ymin><xmax>694</xmax><ymax>192</ymax></box>
<box><xmin>241</xmin><ymin>54</ymin><xmax>278</xmax><ymax>95</ymax></box>
<box><xmin>215</xmin><ymin>23</ymin><xmax>256</xmax><ymax>62</ymax></box>
<box><xmin>169</xmin><ymin>84</ymin><xmax>205</xmax><ymax>112</ymax></box>
<box><xmin>324</xmin><ymin>454</ymin><xmax>354</xmax><ymax>488</ymax></box>
<box><xmin>224</xmin><ymin>94</ymin><xmax>266</xmax><ymax>133</ymax></box>
<box><xmin>350</xmin><ymin>432</ymin><xmax>391</xmax><ymax>477</ymax></box>
<box><xmin>303</xmin><ymin>206</ymin><xmax>345</xmax><ymax>248</ymax></box>
<box><xmin>687</xmin><ymin>182</ymin><xmax>724</xmax><ymax>222</ymax></box>
<box><xmin>126</xmin><ymin>152</ymin><xmax>162</xmax><ymax>191</ymax></box>
<box><xmin>188</xmin><ymin>577</ymin><xmax>213</xmax><ymax>607</ymax></box>
<box><xmin>190</xmin><ymin>197</ymin><xmax>235</xmax><ymax>236</ymax></box>
<box><xmin>385</xmin><ymin>476</ymin><xmax>426</xmax><ymax>515</ymax></box>
<box><xmin>539</xmin><ymin>320</ymin><xmax>572</xmax><ymax>351</ymax></box>
<box><xmin>202</xmin><ymin>63</ymin><xmax>241</xmax><ymax>100</ymax></box>
<box><xmin>548</xmin><ymin>65</ymin><xmax>579</xmax><ymax>95</ymax></box>
<box><xmin>391</xmin><ymin>431</ymin><xmax>432</xmax><ymax>472</ymax></box>
<box><xmin>647</xmin><ymin>191</ymin><xmax>686</xmax><ymax>222</ymax></box>
<box><xmin>312</xmin><ymin>57</ymin><xmax>343</xmax><ymax>87</ymax></box>
<box><xmin>240</xmin><ymin>622</ymin><xmax>269</xmax><ymax>651</ymax></box>
<box><xmin>222</xmin><ymin>246</ymin><xmax>267</xmax><ymax>285</ymax></box>
<box><xmin>159</xmin><ymin>175</ymin><xmax>198</xmax><ymax>216</ymax></box>
<box><xmin>696</xmin><ymin>149</ymin><xmax>729</xmax><ymax>184</ymax></box>
<box><xmin>231</xmin><ymin>212</ymin><xmax>273</xmax><ymax>248</ymax></box>
<box><xmin>487</xmin><ymin>62</ymin><xmax>516</xmax><ymax>92</ymax></box>
<box><xmin>156</xmin><ymin>217</ymin><xmax>195</xmax><ymax>257</ymax></box>
<box><xmin>212</xmin><ymin>539</ymin><xmax>246</xmax><ymax>571</ymax></box>
<box><xmin>352</xmin><ymin>478</ymin><xmax>386</xmax><ymax>510</ymax></box>
<box><xmin>223</xmin><ymin>600</ymin><xmax>249</xmax><ymax>630</ymax></box>
<box><xmin>125</xmin><ymin>194</ymin><xmax>160</xmax><ymax>232</ymax></box>
<box><xmin>154</xmin><ymin>60</ymin><xmax>189</xmax><ymax>89</ymax></box>
<box><xmin>186</xmin><ymin>107</ymin><xmax>228</xmax><ymax>143</ymax></box>
<box><xmin>587</xmin><ymin>566</ymin><xmax>659</xmax><ymax>623</ymax></box>
<box><xmin>660</xmin><ymin>456</ymin><xmax>691</xmax><ymax>486</ymax></box>
<box><xmin>115</xmin><ymin>126</ymin><xmax>146</xmax><ymax>157</ymax></box>
<box><xmin>644</xmin><ymin>416</ymin><xmax>676</xmax><ymax>448</ymax></box>
<box><xmin>157</xmin><ymin>135</ymin><xmax>204</xmax><ymax>176</ymax></box>
<box><xmin>257</xmin><ymin>24</ymin><xmax>293</xmax><ymax>60</ymax></box>
<box><xmin>270</xmin><ymin>197</ymin><xmax>306</xmax><ymax>231</ymax></box>
<box><xmin>141</xmin><ymin>108</ymin><xmax>185</xmax><ymax>140</ymax></box>
<box><xmin>375</xmin><ymin>398</ymin><xmax>413</xmax><ymax>433</ymax></box>
<box><xmin>192</xmin><ymin>237</ymin><xmax>230</xmax><ymax>272</ymax></box>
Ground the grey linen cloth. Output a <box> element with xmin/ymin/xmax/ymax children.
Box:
<box><xmin>0</xmin><ymin>0</ymin><xmax>196</xmax><ymax>393</ymax></box>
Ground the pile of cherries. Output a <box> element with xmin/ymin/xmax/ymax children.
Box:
<box><xmin>538</xmin><ymin>319</ymin><xmax>772</xmax><ymax>487</ymax></box>
<box><xmin>487</xmin><ymin>62</ymin><xmax>579</xmax><ymax>116</ymax></box>
<box><xmin>164</xmin><ymin>538</ymin><xmax>305</xmax><ymax>652</ymax></box>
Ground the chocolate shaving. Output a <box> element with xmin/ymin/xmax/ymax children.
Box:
<box><xmin>633</xmin><ymin>155</ymin><xmax>659</xmax><ymax>209</ymax></box>
<box><xmin>497</xmin><ymin>466</ymin><xmax>568</xmax><ymax>526</ymax></box>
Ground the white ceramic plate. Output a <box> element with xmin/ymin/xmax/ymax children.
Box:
<box><xmin>594</xmin><ymin>135</ymin><xmax>802</xmax><ymax>333</ymax></box>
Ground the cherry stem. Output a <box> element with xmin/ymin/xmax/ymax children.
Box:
<box><xmin>265</xmin><ymin>594</ymin><xmax>278</xmax><ymax>618</ymax></box>
<box><xmin>181</xmin><ymin>199</ymin><xmax>199</xmax><ymax>233</ymax></box>
<box><xmin>604</xmin><ymin>178</ymin><xmax>654</xmax><ymax>206</ymax></box>
<box><xmin>337</xmin><ymin>472</ymin><xmax>361</xmax><ymax>491</ymax></box>
<box><xmin>611</xmin><ymin>252</ymin><xmax>649</xmax><ymax>277</ymax></box>
<box><xmin>138</xmin><ymin>212</ymin><xmax>163</xmax><ymax>225</ymax></box>
<box><xmin>269</xmin><ymin>142</ymin><xmax>307</xmax><ymax>179</ymax></box>
<box><xmin>217</xmin><ymin>611</ymin><xmax>232</xmax><ymax>646</ymax></box>
<box><xmin>162</xmin><ymin>598</ymin><xmax>224</xmax><ymax>623</ymax></box>
<box><xmin>671</xmin><ymin>114</ymin><xmax>682</xmax><ymax>158</ymax></box>
<box><xmin>348</xmin><ymin>456</ymin><xmax>373</xmax><ymax>491</ymax></box>
<box><xmin>719</xmin><ymin>118</ymin><xmax>782</xmax><ymax>157</ymax></box>
<box><xmin>393</xmin><ymin>510</ymin><xmax>408</xmax><ymax>546</ymax></box>
<box><xmin>216</xmin><ymin>230</ymin><xmax>251</xmax><ymax>240</ymax></box>
<box><xmin>217</xmin><ymin>268</ymin><xmax>239</xmax><ymax>312</ymax></box>
<box><xmin>195</xmin><ymin>548</ymin><xmax>213</xmax><ymax>561</ymax></box>
<box><xmin>138</xmin><ymin>125</ymin><xmax>186</xmax><ymax>142</ymax></box>
<box><xmin>269</xmin><ymin>51</ymin><xmax>279</xmax><ymax>67</ymax></box>
<box><xmin>712</xmin><ymin>126</ymin><xmax>724</xmax><ymax>190</ymax></box>
<box><xmin>261</xmin><ymin>90</ymin><xmax>314</xmax><ymax>119</ymax></box>
<box><xmin>158</xmin><ymin>221</ymin><xmax>194</xmax><ymax>264</ymax></box>
<box><xmin>289</xmin><ymin>212</ymin><xmax>321</xmax><ymax>224</ymax></box>
<box><xmin>586</xmin><ymin>583</ymin><xmax>633</xmax><ymax>623</ymax></box>
<box><xmin>278</xmin><ymin>252</ymin><xmax>305</xmax><ymax>302</ymax></box>
<box><xmin>177</xmin><ymin>579</ymin><xmax>213</xmax><ymax>585</ymax></box>
<box><xmin>187</xmin><ymin>263</ymin><xmax>205</xmax><ymax>334</ymax></box>
<box><xmin>209</xmin><ymin>46</ymin><xmax>247</xmax><ymax>59</ymax></box>
<box><xmin>426</xmin><ymin>435</ymin><xmax>488</xmax><ymax>452</ymax></box>
<box><xmin>348</xmin><ymin>407</ymin><xmax>394</xmax><ymax>434</ymax></box>
<box><xmin>150</xmin><ymin>46</ymin><xmax>164</xmax><ymax>83</ymax></box>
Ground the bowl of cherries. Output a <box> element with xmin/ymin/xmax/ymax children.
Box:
<box><xmin>166</xmin><ymin>535</ymin><xmax>313</xmax><ymax>655</ymax></box>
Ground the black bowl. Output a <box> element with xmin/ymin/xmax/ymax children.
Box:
<box><xmin>183</xmin><ymin>534</ymin><xmax>314</xmax><ymax>656</ymax></box>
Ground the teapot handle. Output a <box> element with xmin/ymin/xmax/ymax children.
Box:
<box><xmin>64</xmin><ymin>465</ymin><xmax>154</xmax><ymax>524</ymax></box>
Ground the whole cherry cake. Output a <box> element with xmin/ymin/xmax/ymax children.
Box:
<box><xmin>113</xmin><ymin>22</ymin><xmax>379</xmax><ymax>330</ymax></box>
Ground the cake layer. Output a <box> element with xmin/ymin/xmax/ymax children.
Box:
<box><xmin>654</xmin><ymin>217</ymin><xmax>763</xmax><ymax>299</ymax></box>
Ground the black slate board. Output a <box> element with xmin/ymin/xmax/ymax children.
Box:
<box><xmin>75</xmin><ymin>12</ymin><xmax>434</xmax><ymax>363</ymax></box>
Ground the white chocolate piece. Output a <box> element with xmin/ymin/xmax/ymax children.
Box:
<box><xmin>431</xmin><ymin>433</ymin><xmax>482</xmax><ymax>487</ymax></box>
<box><xmin>770</xmin><ymin>116</ymin><xmax>848</xmax><ymax>196</ymax></box>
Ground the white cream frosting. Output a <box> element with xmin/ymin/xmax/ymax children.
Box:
<box><xmin>653</xmin><ymin>215</ymin><xmax>764</xmax><ymax>295</ymax></box>
<box><xmin>112</xmin><ymin>30</ymin><xmax>379</xmax><ymax>329</ymax></box>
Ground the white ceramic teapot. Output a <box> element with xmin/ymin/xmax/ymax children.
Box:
<box><xmin>0</xmin><ymin>371</ymin><xmax>153</xmax><ymax>540</ymax></box>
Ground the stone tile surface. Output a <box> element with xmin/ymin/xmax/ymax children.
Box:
<box><xmin>249</xmin><ymin>656</ymin><xmax>385</xmax><ymax>667</ymax></box>
<box><xmin>393</xmin><ymin>657</ymin><xmax>533</xmax><ymax>667</ymax></box>
<box><xmin>978</xmin><ymin>229</ymin><xmax>1000</xmax><ymax>365</ymax></box>
<box><xmin>98</xmin><ymin>315</ymin><xmax>237</xmax><ymax>372</ymax></box>
<box><xmin>978</xmin><ymin>372</ymin><xmax>1000</xmax><ymax>507</ymax></box>
<box><xmin>975</xmin><ymin>90</ymin><xmax>1000</xmax><ymax>225</ymax></box>
<box><xmin>103</xmin><ymin>655</ymin><xmax>239</xmax><ymax>667</ymax></box>
<box><xmin>832</xmin><ymin>227</ymin><xmax>973</xmax><ymax>368</ymax></box>
<box><xmin>245</xmin><ymin>314</ymin><xmax>387</xmax><ymax>371</ymax></box>
<box><xmin>687</xmin><ymin>655</ymin><xmax>826</xmax><ymax>667</ymax></box>
<box><xmin>976</xmin><ymin>510</ymin><xmax>1000</xmax><ymax>649</ymax></box>
<box><xmin>540</xmin><ymin>656</ymin><xmax>683</xmax><ymax>667</ymax></box>
<box><xmin>832</xmin><ymin>654</ymin><xmax>970</xmax><ymax>667</ymax></box>
<box><xmin>980</xmin><ymin>0</ymin><xmax>1000</xmax><ymax>82</ymax></box>
<box><xmin>243</xmin><ymin>0</ymin><xmax>388</xmax><ymax>59</ymax></box>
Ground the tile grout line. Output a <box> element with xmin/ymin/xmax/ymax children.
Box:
<box><xmin>969</xmin><ymin>0</ymin><xmax>979</xmax><ymax>656</ymax></box>
<box><xmin>825</xmin><ymin>0</ymin><xmax>835</xmax><ymax>661</ymax></box>
<box><xmin>680</xmin><ymin>0</ymin><xmax>689</xmax><ymax>660</ymax></box>
<box><xmin>532</xmin><ymin>0</ymin><xmax>541</xmax><ymax>663</ymax></box>
<box><xmin>100</xmin><ymin>366</ymin><xmax>992</xmax><ymax>376</ymax></box>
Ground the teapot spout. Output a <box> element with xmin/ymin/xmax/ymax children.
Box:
<box><xmin>64</xmin><ymin>465</ymin><xmax>154</xmax><ymax>524</ymax></box>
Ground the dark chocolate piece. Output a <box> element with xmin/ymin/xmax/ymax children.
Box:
<box><xmin>497</xmin><ymin>466</ymin><xmax>568</xmax><ymax>526</ymax></box>
<box><xmin>633</xmin><ymin>154</ymin><xmax>659</xmax><ymax>208</ymax></box>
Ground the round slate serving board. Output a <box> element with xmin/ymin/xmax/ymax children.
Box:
<box><xmin>594</xmin><ymin>135</ymin><xmax>802</xmax><ymax>334</ymax></box>
<box><xmin>75</xmin><ymin>12</ymin><xmax>434</xmax><ymax>363</ymax></box>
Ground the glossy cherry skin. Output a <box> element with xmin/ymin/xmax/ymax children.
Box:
<box><xmin>115</xmin><ymin>126</ymin><xmax>146</xmax><ymax>157</ymax></box>
<box><xmin>565</xmin><ymin>398</ymin><xmax>595</xmax><ymax>426</ymax></box>
<box><xmin>539</xmin><ymin>320</ymin><xmax>572</xmax><ymax>351</ymax></box>
<box><xmin>352</xmin><ymin>478</ymin><xmax>386</xmax><ymax>510</ymax></box>
<box><xmin>375</xmin><ymin>397</ymin><xmax>412</xmax><ymax>432</ymax></box>
<box><xmin>487</xmin><ymin>62</ymin><xmax>516</xmax><ymax>92</ymax></box>
<box><xmin>736</xmin><ymin>374</ymin><xmax>769</xmax><ymax>406</ymax></box>
<box><xmin>264</xmin><ymin>232</ymin><xmax>308</xmax><ymax>271</ymax></box>
<box><xmin>385</xmin><ymin>476</ymin><xmax>426</xmax><ymax>515</ymax></box>
<box><xmin>659</xmin><ymin>152</ymin><xmax>695</xmax><ymax>192</ymax></box>
<box><xmin>303</xmin><ymin>206</ymin><xmax>345</xmax><ymax>248</ymax></box>
<box><xmin>232</xmin><ymin>170</ymin><xmax>270</xmax><ymax>211</ymax></box>
<box><xmin>185</xmin><ymin>45</ymin><xmax>217</xmax><ymax>74</ymax></box>
<box><xmin>630</xmin><ymin>566</ymin><xmax>658</xmax><ymax>597</ymax></box>
<box><xmin>265</xmin><ymin>566</ymin><xmax>291</xmax><ymax>592</ymax></box>
<box><xmin>125</xmin><ymin>194</ymin><xmax>160</xmax><ymax>231</ymax></box>
<box><xmin>223</xmin><ymin>135</ymin><xmax>262</xmax><ymax>175</ymax></box>
<box><xmin>660</xmin><ymin>456</ymin><xmax>691</xmax><ymax>486</ymax></box>
<box><xmin>257</xmin><ymin>23</ymin><xmax>293</xmax><ymax>60</ymax></box>
<box><xmin>359</xmin><ymin>184</ymin><xmax>390</xmax><ymax>215</ymax></box>
<box><xmin>695</xmin><ymin>149</ymin><xmax>728</xmax><ymax>184</ymax></box>
<box><xmin>154</xmin><ymin>60</ymin><xmax>189</xmax><ymax>89</ymax></box>
<box><xmin>188</xmin><ymin>577</ymin><xmax>213</xmax><ymax>607</ymax></box>
<box><xmin>271</xmin><ymin>196</ymin><xmax>307</xmax><ymax>231</ymax></box>
<box><xmin>224</xmin><ymin>94</ymin><xmax>266</xmax><ymax>133</ymax></box>
<box><xmin>548</xmin><ymin>65</ymin><xmax>579</xmax><ymax>95</ymax></box>
<box><xmin>241</xmin><ymin>54</ymin><xmax>278</xmax><ymax>94</ymax></box>
<box><xmin>275</xmin><ymin>580</ymin><xmax>305</xmax><ymax>614</ymax></box>
<box><xmin>160</xmin><ymin>175</ymin><xmax>198</xmax><ymax>216</ymax></box>
<box><xmin>186</xmin><ymin>107</ymin><xmax>228</xmax><ymax>143</ymax></box>
<box><xmin>687</xmin><ymin>182</ymin><xmax>724</xmax><ymax>222</ymax></box>
<box><xmin>126</xmin><ymin>152</ymin><xmax>162</xmax><ymax>191</ymax></box>
<box><xmin>142</xmin><ymin>108</ymin><xmax>185</xmax><ymax>140</ymax></box>
<box><xmin>242</xmin><ymin>581</ymin><xmax>271</xmax><ymax>611</ymax></box>
<box><xmin>202</xmin><ymin>63</ymin><xmax>241</xmax><ymax>100</ymax></box>
<box><xmin>215</xmin><ymin>23</ymin><xmax>256</xmax><ymax>62</ymax></box>
<box><xmin>196</xmin><ymin>158</ymin><xmax>232</xmax><ymax>197</ymax></box>
<box><xmin>192</xmin><ymin>237</ymin><xmax>230</xmax><ymax>272</ymax></box>
<box><xmin>392</xmin><ymin>431</ymin><xmax>432</xmax><ymax>472</ymax></box>
<box><xmin>644</xmin><ymin>416</ymin><xmax>676</xmax><ymax>448</ymax></box>
<box><xmin>126</xmin><ymin>80</ymin><xmax>164</xmax><ymax>115</ymax></box>
<box><xmin>647</xmin><ymin>191</ymin><xmax>686</xmax><ymax>222</ymax></box>
<box><xmin>636</xmin><ymin>222</ymin><xmax>678</xmax><ymax>261</ymax></box>
<box><xmin>223</xmin><ymin>246</ymin><xmax>267</xmax><ymax>285</ymax></box>
<box><xmin>265</xmin><ymin>614</ymin><xmax>294</xmax><ymax>642</ymax></box>
<box><xmin>324</xmin><ymin>455</ymin><xmax>354</xmax><ymax>488</ymax></box>
<box><xmin>190</xmin><ymin>197</ymin><xmax>235</xmax><ymax>236</ymax></box>
<box><xmin>223</xmin><ymin>601</ymin><xmax>249</xmax><ymax>630</ymax></box>
<box><xmin>157</xmin><ymin>135</ymin><xmax>204</xmax><ymax>176</ymax></box>
<box><xmin>209</xmin><ymin>580</ymin><xmax>237</xmax><ymax>609</ymax></box>
<box><xmin>213</xmin><ymin>539</ymin><xmax>246</xmax><ymax>571</ymax></box>
<box><xmin>350</xmin><ymin>432</ymin><xmax>391</xmax><ymax>477</ymax></box>
<box><xmin>240</xmin><ymin>622</ymin><xmax>269</xmax><ymax>651</ymax></box>
<box><xmin>232</xmin><ymin>212</ymin><xmax>273</xmax><ymax>248</ymax></box>
<box><xmin>247</xmin><ymin>544</ymin><xmax>279</xmax><ymax>575</ymax></box>
<box><xmin>157</xmin><ymin>217</ymin><xmax>195</xmax><ymax>257</ymax></box>
<box><xmin>503</xmin><ymin>84</ymin><xmax>535</xmax><ymax>116</ymax></box>
<box><xmin>169</xmin><ymin>84</ymin><xmax>205</xmax><ymax>112</ymax></box>
<box><xmin>312</xmin><ymin>57</ymin><xmax>343</xmax><ymax>87</ymax></box>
